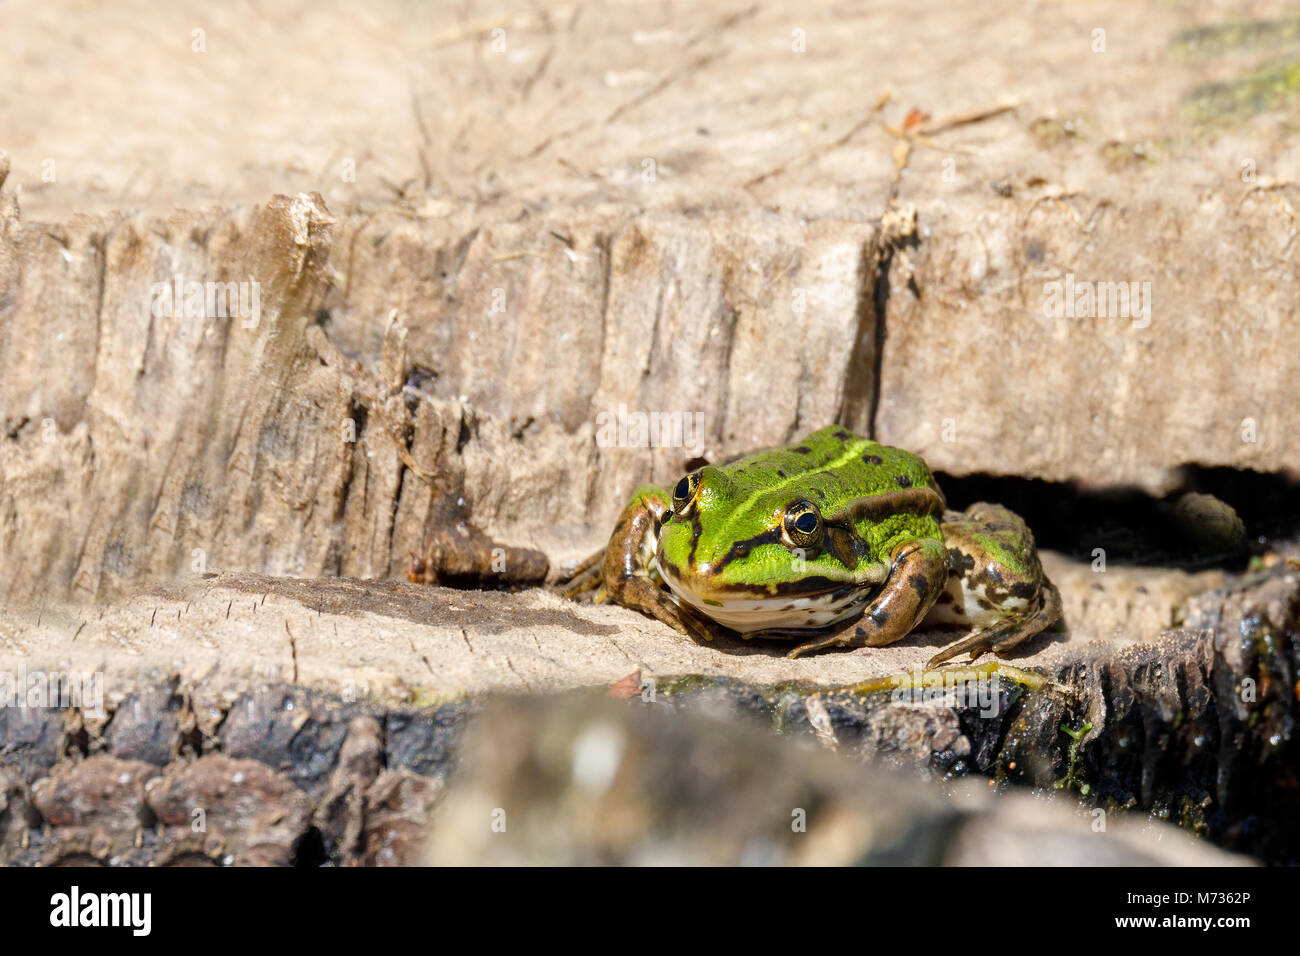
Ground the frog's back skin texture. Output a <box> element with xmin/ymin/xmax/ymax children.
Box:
<box><xmin>658</xmin><ymin>425</ymin><xmax>946</xmax><ymax>593</ymax></box>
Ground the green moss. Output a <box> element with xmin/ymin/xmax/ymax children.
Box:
<box><xmin>1056</xmin><ymin>719</ymin><xmax>1093</xmax><ymax>796</ymax></box>
<box><xmin>1182</xmin><ymin>56</ymin><xmax>1300</xmax><ymax>122</ymax></box>
<box><xmin>397</xmin><ymin>685</ymin><xmax>472</xmax><ymax>711</ymax></box>
<box><xmin>848</xmin><ymin>660</ymin><xmax>1054</xmax><ymax>696</ymax></box>
<box><xmin>1173</xmin><ymin>793</ymin><xmax>1212</xmax><ymax>838</ymax></box>
<box><xmin>652</xmin><ymin>674</ymin><xmax>720</xmax><ymax>697</ymax></box>
<box><xmin>1170</xmin><ymin>17</ymin><xmax>1300</xmax><ymax>61</ymax></box>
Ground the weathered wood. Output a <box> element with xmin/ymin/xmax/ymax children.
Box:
<box><xmin>3</xmin><ymin>6</ymin><xmax>1299</xmax><ymax>601</ymax></box>
<box><xmin>0</xmin><ymin>555</ymin><xmax>1297</xmax><ymax>865</ymax></box>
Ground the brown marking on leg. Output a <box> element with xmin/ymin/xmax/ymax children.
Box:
<box><xmin>588</xmin><ymin>489</ymin><xmax>719</xmax><ymax>644</ymax></box>
<box><xmin>787</xmin><ymin>537</ymin><xmax>948</xmax><ymax>658</ymax></box>
<box><xmin>608</xmin><ymin>573</ymin><xmax>717</xmax><ymax>644</ymax></box>
<box><xmin>926</xmin><ymin>578</ymin><xmax>1062</xmax><ymax>667</ymax></box>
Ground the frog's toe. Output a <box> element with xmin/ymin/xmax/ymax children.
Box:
<box><xmin>557</xmin><ymin>556</ymin><xmax>605</xmax><ymax>598</ymax></box>
<box><xmin>925</xmin><ymin>622</ymin><xmax>1013</xmax><ymax>667</ymax></box>
<box><xmin>926</xmin><ymin>579</ymin><xmax>1062</xmax><ymax>668</ymax></box>
<box><xmin>786</xmin><ymin>631</ymin><xmax>856</xmax><ymax>658</ymax></box>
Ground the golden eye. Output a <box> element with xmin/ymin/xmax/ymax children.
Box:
<box><xmin>671</xmin><ymin>471</ymin><xmax>701</xmax><ymax>518</ymax></box>
<box><xmin>782</xmin><ymin>500</ymin><xmax>823</xmax><ymax>551</ymax></box>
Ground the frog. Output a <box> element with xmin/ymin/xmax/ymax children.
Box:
<box><xmin>560</xmin><ymin>425</ymin><xmax>1061</xmax><ymax>667</ymax></box>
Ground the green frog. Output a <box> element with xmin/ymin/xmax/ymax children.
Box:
<box><xmin>562</xmin><ymin>426</ymin><xmax>1061</xmax><ymax>667</ymax></box>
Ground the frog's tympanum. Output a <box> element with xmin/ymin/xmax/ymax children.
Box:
<box><xmin>562</xmin><ymin>426</ymin><xmax>1061</xmax><ymax>666</ymax></box>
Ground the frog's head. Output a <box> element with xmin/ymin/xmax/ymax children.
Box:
<box><xmin>653</xmin><ymin>466</ymin><xmax>886</xmax><ymax>633</ymax></box>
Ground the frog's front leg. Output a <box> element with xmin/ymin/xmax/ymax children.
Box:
<box><xmin>786</xmin><ymin>536</ymin><xmax>948</xmax><ymax>658</ymax></box>
<box><xmin>581</xmin><ymin>485</ymin><xmax>720</xmax><ymax>644</ymax></box>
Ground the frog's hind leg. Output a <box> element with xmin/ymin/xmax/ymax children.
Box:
<box><xmin>557</xmin><ymin>549</ymin><xmax>605</xmax><ymax>599</ymax></box>
<box><xmin>925</xmin><ymin>578</ymin><xmax>1061</xmax><ymax>667</ymax></box>
<box><xmin>923</xmin><ymin>502</ymin><xmax>1062</xmax><ymax>668</ymax></box>
<box><xmin>787</xmin><ymin>537</ymin><xmax>948</xmax><ymax>658</ymax></box>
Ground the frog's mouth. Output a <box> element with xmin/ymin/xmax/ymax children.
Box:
<box><xmin>654</xmin><ymin>558</ymin><xmax>872</xmax><ymax>634</ymax></box>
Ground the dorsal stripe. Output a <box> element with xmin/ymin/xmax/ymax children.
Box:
<box><xmin>717</xmin><ymin>438</ymin><xmax>876</xmax><ymax>541</ymax></box>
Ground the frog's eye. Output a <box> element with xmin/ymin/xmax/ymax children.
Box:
<box><xmin>782</xmin><ymin>501</ymin><xmax>823</xmax><ymax>551</ymax></box>
<box><xmin>671</xmin><ymin>471</ymin><xmax>701</xmax><ymax>518</ymax></box>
